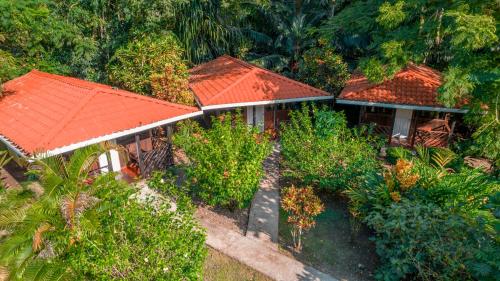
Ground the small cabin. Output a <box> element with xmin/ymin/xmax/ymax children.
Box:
<box><xmin>336</xmin><ymin>64</ymin><xmax>467</xmax><ymax>147</ymax></box>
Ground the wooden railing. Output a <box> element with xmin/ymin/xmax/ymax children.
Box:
<box><xmin>141</xmin><ymin>141</ymin><xmax>173</xmax><ymax>177</ymax></box>
<box><xmin>414</xmin><ymin>130</ymin><xmax>449</xmax><ymax>147</ymax></box>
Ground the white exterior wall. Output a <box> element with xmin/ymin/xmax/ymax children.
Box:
<box><xmin>98</xmin><ymin>153</ymin><xmax>109</xmax><ymax>173</ymax></box>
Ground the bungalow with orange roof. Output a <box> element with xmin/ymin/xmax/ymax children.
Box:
<box><xmin>336</xmin><ymin>64</ymin><xmax>468</xmax><ymax>147</ymax></box>
<box><xmin>0</xmin><ymin>70</ymin><xmax>202</xmax><ymax>177</ymax></box>
<box><xmin>189</xmin><ymin>55</ymin><xmax>332</xmax><ymax>132</ymax></box>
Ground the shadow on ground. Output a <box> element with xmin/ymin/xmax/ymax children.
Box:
<box><xmin>280</xmin><ymin>194</ymin><xmax>378</xmax><ymax>281</ymax></box>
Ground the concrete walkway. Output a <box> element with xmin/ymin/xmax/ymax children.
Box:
<box><xmin>201</xmin><ymin>217</ymin><xmax>338</xmax><ymax>281</ymax></box>
<box><xmin>246</xmin><ymin>143</ymin><xmax>281</xmax><ymax>245</ymax></box>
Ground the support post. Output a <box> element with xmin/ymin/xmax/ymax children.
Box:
<box><xmin>273</xmin><ymin>105</ymin><xmax>277</xmax><ymax>130</ymax></box>
<box><xmin>388</xmin><ymin>109</ymin><xmax>396</xmax><ymax>145</ymax></box>
<box><xmin>135</xmin><ymin>134</ymin><xmax>144</xmax><ymax>175</ymax></box>
<box><xmin>447</xmin><ymin>120</ymin><xmax>456</xmax><ymax>143</ymax></box>
<box><xmin>410</xmin><ymin>112</ymin><xmax>419</xmax><ymax>147</ymax></box>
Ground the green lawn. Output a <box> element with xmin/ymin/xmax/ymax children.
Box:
<box><xmin>204</xmin><ymin>247</ymin><xmax>272</xmax><ymax>281</ymax></box>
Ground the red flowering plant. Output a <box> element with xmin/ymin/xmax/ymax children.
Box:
<box><xmin>281</xmin><ymin>185</ymin><xmax>324</xmax><ymax>251</ymax></box>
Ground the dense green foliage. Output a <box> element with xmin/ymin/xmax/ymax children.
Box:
<box><xmin>0</xmin><ymin>146</ymin><xmax>206</xmax><ymax>280</ymax></box>
<box><xmin>346</xmin><ymin>147</ymin><xmax>500</xmax><ymax>280</ymax></box>
<box><xmin>174</xmin><ymin>113</ymin><xmax>271</xmax><ymax>209</ymax></box>
<box><xmin>68</xmin><ymin>178</ymin><xmax>206</xmax><ymax>280</ymax></box>
<box><xmin>108</xmin><ymin>34</ymin><xmax>195</xmax><ymax>105</ymax></box>
<box><xmin>297</xmin><ymin>44</ymin><xmax>350</xmax><ymax>95</ymax></box>
<box><xmin>280</xmin><ymin>105</ymin><xmax>381</xmax><ymax>191</ymax></box>
<box><xmin>1</xmin><ymin>0</ymin><xmax>497</xmax><ymax>163</ymax></box>
<box><xmin>318</xmin><ymin>0</ymin><xmax>500</xmax><ymax>165</ymax></box>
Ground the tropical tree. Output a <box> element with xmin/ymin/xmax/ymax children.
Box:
<box><xmin>0</xmin><ymin>145</ymin><xmax>108</xmax><ymax>280</ymax></box>
<box><xmin>296</xmin><ymin>42</ymin><xmax>350</xmax><ymax>95</ymax></box>
<box><xmin>107</xmin><ymin>33</ymin><xmax>195</xmax><ymax>105</ymax></box>
<box><xmin>173</xmin><ymin>0</ymin><xmax>252</xmax><ymax>63</ymax></box>
<box><xmin>247</xmin><ymin>0</ymin><xmax>335</xmax><ymax>75</ymax></box>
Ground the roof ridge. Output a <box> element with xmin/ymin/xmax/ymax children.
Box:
<box><xmin>205</xmin><ymin>68</ymin><xmax>259</xmax><ymax>103</ymax></box>
<box><xmin>29</xmin><ymin>70</ymin><xmax>98</xmax><ymax>91</ymax></box>
<box><xmin>31</xmin><ymin>70</ymin><xmax>199</xmax><ymax>112</ymax></box>
<box><xmin>225</xmin><ymin>55</ymin><xmax>330</xmax><ymax>96</ymax></box>
<box><xmin>404</xmin><ymin>64</ymin><xmax>442</xmax><ymax>85</ymax></box>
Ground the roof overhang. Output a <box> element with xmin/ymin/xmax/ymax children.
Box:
<box><xmin>336</xmin><ymin>99</ymin><xmax>468</xmax><ymax>113</ymax></box>
<box><xmin>0</xmin><ymin>135</ymin><xmax>28</xmax><ymax>158</ymax></box>
<box><xmin>0</xmin><ymin>111</ymin><xmax>203</xmax><ymax>159</ymax></box>
<box><xmin>200</xmin><ymin>96</ymin><xmax>334</xmax><ymax>111</ymax></box>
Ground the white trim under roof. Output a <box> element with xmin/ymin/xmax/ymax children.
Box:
<box><xmin>0</xmin><ymin>111</ymin><xmax>203</xmax><ymax>159</ymax></box>
<box><xmin>0</xmin><ymin>135</ymin><xmax>27</xmax><ymax>158</ymax></box>
<box><xmin>336</xmin><ymin>99</ymin><xmax>468</xmax><ymax>113</ymax></box>
<box><xmin>200</xmin><ymin>96</ymin><xmax>334</xmax><ymax>111</ymax></box>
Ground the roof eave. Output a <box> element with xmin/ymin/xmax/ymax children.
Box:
<box><xmin>0</xmin><ymin>135</ymin><xmax>28</xmax><ymax>158</ymax></box>
<box><xmin>200</xmin><ymin>96</ymin><xmax>334</xmax><ymax>111</ymax></box>
<box><xmin>2</xmin><ymin>111</ymin><xmax>203</xmax><ymax>159</ymax></box>
<box><xmin>336</xmin><ymin>99</ymin><xmax>468</xmax><ymax>113</ymax></box>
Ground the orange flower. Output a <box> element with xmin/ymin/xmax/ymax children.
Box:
<box><xmin>394</xmin><ymin>159</ymin><xmax>420</xmax><ymax>190</ymax></box>
<box><xmin>390</xmin><ymin>191</ymin><xmax>401</xmax><ymax>202</ymax></box>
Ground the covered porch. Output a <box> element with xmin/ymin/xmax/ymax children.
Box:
<box><xmin>355</xmin><ymin>104</ymin><xmax>464</xmax><ymax>148</ymax></box>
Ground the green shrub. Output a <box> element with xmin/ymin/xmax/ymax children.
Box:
<box><xmin>0</xmin><ymin>146</ymin><xmax>206</xmax><ymax>280</ymax></box>
<box><xmin>347</xmin><ymin>146</ymin><xmax>500</xmax><ymax>281</ymax></box>
<box><xmin>173</xmin><ymin>113</ymin><xmax>271</xmax><ymax>209</ymax></box>
<box><xmin>280</xmin><ymin>104</ymin><xmax>380</xmax><ymax>191</ymax></box>
<box><xmin>367</xmin><ymin>199</ymin><xmax>479</xmax><ymax>281</ymax></box>
<box><xmin>69</xmin><ymin>182</ymin><xmax>207</xmax><ymax>281</ymax></box>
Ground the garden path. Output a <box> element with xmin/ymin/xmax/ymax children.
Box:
<box><xmin>199</xmin><ymin>213</ymin><xmax>338</xmax><ymax>281</ymax></box>
<box><xmin>246</xmin><ymin>143</ymin><xmax>281</xmax><ymax>245</ymax></box>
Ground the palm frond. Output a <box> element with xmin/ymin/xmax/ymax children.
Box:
<box><xmin>431</xmin><ymin>148</ymin><xmax>455</xmax><ymax>170</ymax></box>
<box><xmin>415</xmin><ymin>145</ymin><xmax>430</xmax><ymax>164</ymax></box>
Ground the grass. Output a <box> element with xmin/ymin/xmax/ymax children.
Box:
<box><xmin>204</xmin><ymin>247</ymin><xmax>272</xmax><ymax>281</ymax></box>
<box><xmin>279</xmin><ymin>194</ymin><xmax>378</xmax><ymax>281</ymax></box>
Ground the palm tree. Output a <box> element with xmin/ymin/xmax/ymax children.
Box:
<box><xmin>174</xmin><ymin>0</ymin><xmax>249</xmax><ymax>63</ymax></box>
<box><xmin>0</xmin><ymin>145</ymin><xmax>111</xmax><ymax>280</ymax></box>
<box><xmin>246</xmin><ymin>0</ymin><xmax>333</xmax><ymax>75</ymax></box>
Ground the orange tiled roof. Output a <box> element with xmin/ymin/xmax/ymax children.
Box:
<box><xmin>189</xmin><ymin>55</ymin><xmax>331</xmax><ymax>108</ymax></box>
<box><xmin>339</xmin><ymin>64</ymin><xmax>448</xmax><ymax>107</ymax></box>
<box><xmin>0</xmin><ymin>70</ymin><xmax>201</xmax><ymax>155</ymax></box>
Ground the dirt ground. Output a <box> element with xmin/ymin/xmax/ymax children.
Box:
<box><xmin>278</xmin><ymin>194</ymin><xmax>378</xmax><ymax>281</ymax></box>
<box><xmin>195</xmin><ymin>201</ymin><xmax>249</xmax><ymax>235</ymax></box>
<box><xmin>204</xmin><ymin>247</ymin><xmax>272</xmax><ymax>281</ymax></box>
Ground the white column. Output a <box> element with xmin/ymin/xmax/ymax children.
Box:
<box><xmin>98</xmin><ymin>153</ymin><xmax>109</xmax><ymax>173</ymax></box>
<box><xmin>246</xmin><ymin>106</ymin><xmax>254</xmax><ymax>126</ymax></box>
<box><xmin>255</xmin><ymin>105</ymin><xmax>265</xmax><ymax>132</ymax></box>
<box><xmin>109</xmin><ymin>149</ymin><xmax>121</xmax><ymax>172</ymax></box>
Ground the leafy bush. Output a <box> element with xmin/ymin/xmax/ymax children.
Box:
<box><xmin>0</xmin><ymin>146</ymin><xmax>206</xmax><ymax>280</ymax></box>
<box><xmin>174</xmin><ymin>113</ymin><xmax>271</xmax><ymax>209</ymax></box>
<box><xmin>367</xmin><ymin>199</ymin><xmax>480</xmax><ymax>281</ymax></box>
<box><xmin>346</xmin><ymin>146</ymin><xmax>500</xmax><ymax>281</ymax></box>
<box><xmin>280</xmin><ymin>104</ymin><xmax>380</xmax><ymax>191</ymax></box>
<box><xmin>68</xmin><ymin>180</ymin><xmax>206</xmax><ymax>280</ymax></box>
